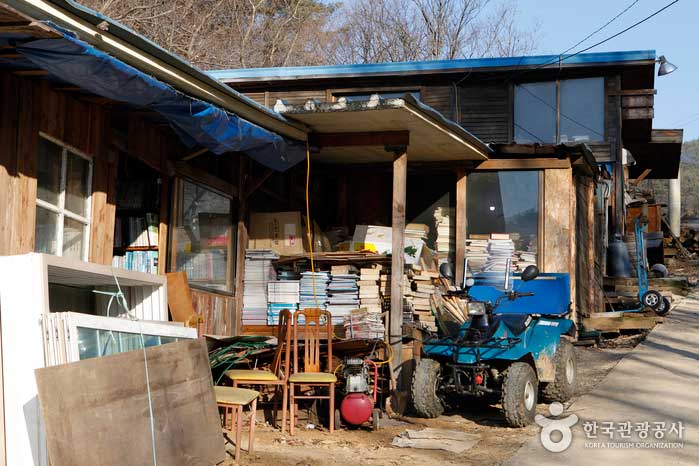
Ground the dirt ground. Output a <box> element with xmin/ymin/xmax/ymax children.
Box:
<box><xmin>221</xmin><ymin>345</ymin><xmax>636</xmax><ymax>466</ymax></box>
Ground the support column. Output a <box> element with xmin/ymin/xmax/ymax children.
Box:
<box><xmin>669</xmin><ymin>168</ymin><xmax>681</xmax><ymax>237</ymax></box>
<box><xmin>455</xmin><ymin>168</ymin><xmax>467</xmax><ymax>286</ymax></box>
<box><xmin>390</xmin><ymin>149</ymin><xmax>407</xmax><ymax>392</ymax></box>
<box><xmin>234</xmin><ymin>156</ymin><xmax>249</xmax><ymax>336</ymax></box>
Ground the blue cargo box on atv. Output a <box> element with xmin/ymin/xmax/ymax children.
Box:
<box><xmin>423</xmin><ymin>272</ymin><xmax>574</xmax><ymax>379</ymax></box>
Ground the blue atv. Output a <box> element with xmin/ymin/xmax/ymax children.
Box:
<box><xmin>412</xmin><ymin>263</ymin><xmax>577</xmax><ymax>427</ymax></box>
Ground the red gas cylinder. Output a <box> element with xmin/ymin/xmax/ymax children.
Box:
<box><xmin>340</xmin><ymin>393</ymin><xmax>373</xmax><ymax>425</ymax></box>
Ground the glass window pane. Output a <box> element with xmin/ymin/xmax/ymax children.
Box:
<box><xmin>560</xmin><ymin>78</ymin><xmax>604</xmax><ymax>143</ymax></box>
<box><xmin>63</xmin><ymin>217</ymin><xmax>85</xmax><ymax>260</ymax></box>
<box><xmin>37</xmin><ymin>138</ymin><xmax>62</xmax><ymax>205</ymax></box>
<box><xmin>514</xmin><ymin>82</ymin><xmax>557</xmax><ymax>143</ymax></box>
<box><xmin>35</xmin><ymin>206</ymin><xmax>59</xmax><ymax>254</ymax></box>
<box><xmin>175</xmin><ymin>181</ymin><xmax>233</xmax><ymax>292</ymax></box>
<box><xmin>467</xmin><ymin>171</ymin><xmax>539</xmax><ymax>272</ymax></box>
<box><xmin>65</xmin><ymin>152</ymin><xmax>90</xmax><ymax>216</ymax></box>
<box><xmin>76</xmin><ymin>327</ymin><xmax>178</xmax><ymax>360</ymax></box>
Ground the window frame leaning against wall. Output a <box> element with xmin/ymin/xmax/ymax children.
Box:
<box><xmin>169</xmin><ymin>177</ymin><xmax>236</xmax><ymax>295</ymax></box>
<box><xmin>513</xmin><ymin>77</ymin><xmax>606</xmax><ymax>145</ymax></box>
<box><xmin>35</xmin><ymin>132</ymin><xmax>94</xmax><ymax>261</ymax></box>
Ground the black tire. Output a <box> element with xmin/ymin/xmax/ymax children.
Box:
<box><xmin>411</xmin><ymin>358</ymin><xmax>444</xmax><ymax>418</ymax></box>
<box><xmin>642</xmin><ymin>290</ymin><xmax>663</xmax><ymax>309</ymax></box>
<box><xmin>654</xmin><ymin>297</ymin><xmax>671</xmax><ymax>316</ymax></box>
<box><xmin>541</xmin><ymin>339</ymin><xmax>577</xmax><ymax>403</ymax></box>
<box><xmin>501</xmin><ymin>362</ymin><xmax>538</xmax><ymax>427</ymax></box>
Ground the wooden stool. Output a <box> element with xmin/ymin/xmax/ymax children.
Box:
<box><xmin>215</xmin><ymin>386</ymin><xmax>259</xmax><ymax>463</ymax></box>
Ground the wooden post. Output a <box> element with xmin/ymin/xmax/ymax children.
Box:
<box><xmin>455</xmin><ymin>168</ymin><xmax>467</xmax><ymax>286</ymax></box>
<box><xmin>233</xmin><ymin>155</ymin><xmax>249</xmax><ymax>336</ymax></box>
<box><xmin>390</xmin><ymin>149</ymin><xmax>407</xmax><ymax>390</ymax></box>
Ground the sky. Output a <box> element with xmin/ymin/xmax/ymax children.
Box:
<box><xmin>517</xmin><ymin>0</ymin><xmax>698</xmax><ymax>141</ymax></box>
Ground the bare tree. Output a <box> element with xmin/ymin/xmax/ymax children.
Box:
<box><xmin>82</xmin><ymin>0</ymin><xmax>536</xmax><ymax>69</ymax></box>
<box><xmin>330</xmin><ymin>0</ymin><xmax>538</xmax><ymax>64</ymax></box>
<box><xmin>82</xmin><ymin>0</ymin><xmax>337</xmax><ymax>69</ymax></box>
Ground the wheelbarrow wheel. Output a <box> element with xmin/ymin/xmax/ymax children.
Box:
<box><xmin>502</xmin><ymin>362</ymin><xmax>538</xmax><ymax>427</ymax></box>
<box><xmin>654</xmin><ymin>297</ymin><xmax>671</xmax><ymax>316</ymax></box>
<box><xmin>541</xmin><ymin>338</ymin><xmax>576</xmax><ymax>403</ymax></box>
<box><xmin>642</xmin><ymin>290</ymin><xmax>663</xmax><ymax>309</ymax></box>
<box><xmin>411</xmin><ymin>358</ymin><xmax>444</xmax><ymax>418</ymax></box>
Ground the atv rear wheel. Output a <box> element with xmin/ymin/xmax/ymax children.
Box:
<box><xmin>541</xmin><ymin>338</ymin><xmax>576</xmax><ymax>403</ymax></box>
<box><xmin>411</xmin><ymin>358</ymin><xmax>444</xmax><ymax>418</ymax></box>
<box><xmin>501</xmin><ymin>362</ymin><xmax>538</xmax><ymax>427</ymax></box>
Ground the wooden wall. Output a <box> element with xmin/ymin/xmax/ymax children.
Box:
<box><xmin>542</xmin><ymin>168</ymin><xmax>577</xmax><ymax>322</ymax></box>
<box><xmin>575</xmin><ymin>174</ymin><xmax>602</xmax><ymax>317</ymax></box>
<box><xmin>191</xmin><ymin>289</ymin><xmax>235</xmax><ymax>336</ymax></box>
<box><xmin>0</xmin><ymin>70</ymin><xmax>186</xmax><ymax>264</ymax></box>
<box><xmin>457</xmin><ymin>84</ymin><xmax>511</xmax><ymax>143</ymax></box>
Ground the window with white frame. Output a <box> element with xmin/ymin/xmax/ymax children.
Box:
<box><xmin>35</xmin><ymin>134</ymin><xmax>93</xmax><ymax>260</ymax></box>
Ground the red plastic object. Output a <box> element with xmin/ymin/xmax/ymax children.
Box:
<box><xmin>340</xmin><ymin>393</ymin><xmax>373</xmax><ymax>425</ymax></box>
<box><xmin>475</xmin><ymin>373</ymin><xmax>484</xmax><ymax>385</ymax></box>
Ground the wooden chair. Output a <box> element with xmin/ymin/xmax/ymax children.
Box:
<box><xmin>225</xmin><ymin>309</ymin><xmax>292</xmax><ymax>433</ymax></box>
<box><xmin>215</xmin><ymin>386</ymin><xmax>259</xmax><ymax>463</ymax></box>
<box><xmin>289</xmin><ymin>308</ymin><xmax>336</xmax><ymax>435</ymax></box>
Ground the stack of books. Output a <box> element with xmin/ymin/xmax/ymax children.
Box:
<box><xmin>483</xmin><ymin>235</ymin><xmax>516</xmax><ymax>272</ymax></box>
<box><xmin>114</xmin><ymin>213</ymin><xmax>158</xmax><ymax>248</ymax></box>
<box><xmin>267</xmin><ymin>280</ymin><xmax>299</xmax><ymax>325</ymax></box>
<box><xmin>242</xmin><ymin>250</ymin><xmax>278</xmax><ymax>326</ymax></box>
<box><xmin>112</xmin><ymin>251</ymin><xmax>158</xmax><ymax>274</ymax></box>
<box><xmin>327</xmin><ymin>273</ymin><xmax>360</xmax><ymax>325</ymax></box>
<box><xmin>464</xmin><ymin>235</ymin><xmax>490</xmax><ymax>272</ymax></box>
<box><xmin>358</xmin><ymin>266</ymin><xmax>382</xmax><ymax>313</ymax></box>
<box><xmin>434</xmin><ymin>207</ymin><xmax>455</xmax><ymax>257</ymax></box>
<box><xmin>405</xmin><ymin>270</ymin><xmax>438</xmax><ymax>331</ymax></box>
<box><xmin>299</xmin><ymin>271</ymin><xmax>330</xmax><ymax>311</ymax></box>
<box><xmin>343</xmin><ymin>308</ymin><xmax>385</xmax><ymax>339</ymax></box>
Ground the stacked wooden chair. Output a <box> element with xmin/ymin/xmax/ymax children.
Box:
<box><xmin>289</xmin><ymin>308</ymin><xmax>337</xmax><ymax>435</ymax></box>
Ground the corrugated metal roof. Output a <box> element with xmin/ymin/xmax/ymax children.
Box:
<box><xmin>209</xmin><ymin>50</ymin><xmax>656</xmax><ymax>83</ymax></box>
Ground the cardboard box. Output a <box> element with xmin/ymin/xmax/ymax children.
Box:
<box><xmin>249</xmin><ymin>211</ymin><xmax>306</xmax><ymax>255</ymax></box>
<box><xmin>351</xmin><ymin>225</ymin><xmax>423</xmax><ymax>265</ymax></box>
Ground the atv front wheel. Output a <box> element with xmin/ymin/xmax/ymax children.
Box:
<box><xmin>501</xmin><ymin>362</ymin><xmax>538</xmax><ymax>427</ymax></box>
<box><xmin>411</xmin><ymin>358</ymin><xmax>444</xmax><ymax>418</ymax></box>
<box><xmin>541</xmin><ymin>338</ymin><xmax>577</xmax><ymax>402</ymax></box>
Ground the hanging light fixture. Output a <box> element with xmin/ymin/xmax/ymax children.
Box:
<box><xmin>657</xmin><ymin>55</ymin><xmax>678</xmax><ymax>76</ymax></box>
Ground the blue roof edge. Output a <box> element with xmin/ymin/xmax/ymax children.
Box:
<box><xmin>209</xmin><ymin>50</ymin><xmax>657</xmax><ymax>81</ymax></box>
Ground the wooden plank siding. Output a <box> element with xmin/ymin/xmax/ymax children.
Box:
<box><xmin>0</xmin><ymin>69</ymin><xmax>190</xmax><ymax>265</ymax></box>
<box><xmin>543</xmin><ymin>168</ymin><xmax>577</xmax><ymax>323</ymax></box>
<box><xmin>420</xmin><ymin>86</ymin><xmax>454</xmax><ymax>120</ymax></box>
<box><xmin>457</xmin><ymin>84</ymin><xmax>511</xmax><ymax>143</ymax></box>
<box><xmin>191</xmin><ymin>289</ymin><xmax>236</xmax><ymax>336</ymax></box>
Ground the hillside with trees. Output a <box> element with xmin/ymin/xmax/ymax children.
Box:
<box><xmin>80</xmin><ymin>0</ymin><xmax>537</xmax><ymax>69</ymax></box>
<box><xmin>641</xmin><ymin>139</ymin><xmax>699</xmax><ymax>217</ymax></box>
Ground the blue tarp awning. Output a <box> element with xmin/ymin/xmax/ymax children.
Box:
<box><xmin>16</xmin><ymin>32</ymin><xmax>306</xmax><ymax>171</ymax></box>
